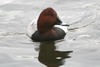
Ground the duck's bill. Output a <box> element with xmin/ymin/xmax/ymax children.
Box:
<box><xmin>55</xmin><ymin>16</ymin><xmax>62</xmax><ymax>25</ymax></box>
<box><xmin>56</xmin><ymin>16</ymin><xmax>69</xmax><ymax>26</ymax></box>
<box><xmin>61</xmin><ymin>23</ymin><xmax>70</xmax><ymax>26</ymax></box>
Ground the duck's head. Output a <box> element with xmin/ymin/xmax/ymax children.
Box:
<box><xmin>37</xmin><ymin>7</ymin><xmax>62</xmax><ymax>35</ymax></box>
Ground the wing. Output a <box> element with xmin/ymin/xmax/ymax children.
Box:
<box><xmin>27</xmin><ymin>19</ymin><xmax>37</xmax><ymax>37</ymax></box>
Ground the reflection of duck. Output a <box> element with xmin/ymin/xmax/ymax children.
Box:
<box><xmin>27</xmin><ymin>7</ymin><xmax>69</xmax><ymax>42</ymax></box>
<box><xmin>38</xmin><ymin>42</ymin><xmax>73</xmax><ymax>67</ymax></box>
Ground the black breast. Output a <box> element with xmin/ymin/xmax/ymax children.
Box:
<box><xmin>31</xmin><ymin>27</ymin><xmax>66</xmax><ymax>42</ymax></box>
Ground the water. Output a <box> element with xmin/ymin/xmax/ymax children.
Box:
<box><xmin>0</xmin><ymin>0</ymin><xmax>100</xmax><ymax>67</ymax></box>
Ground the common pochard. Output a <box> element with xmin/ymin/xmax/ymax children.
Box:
<box><xmin>27</xmin><ymin>7</ymin><xmax>68</xmax><ymax>42</ymax></box>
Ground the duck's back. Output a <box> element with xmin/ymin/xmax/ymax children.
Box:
<box><xmin>27</xmin><ymin>19</ymin><xmax>37</xmax><ymax>37</ymax></box>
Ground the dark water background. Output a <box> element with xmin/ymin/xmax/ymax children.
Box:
<box><xmin>0</xmin><ymin>0</ymin><xmax>100</xmax><ymax>67</ymax></box>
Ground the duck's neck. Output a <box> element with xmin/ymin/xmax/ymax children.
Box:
<box><xmin>39</xmin><ymin>29</ymin><xmax>56</xmax><ymax>36</ymax></box>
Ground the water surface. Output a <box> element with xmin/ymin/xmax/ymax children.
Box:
<box><xmin>0</xmin><ymin>0</ymin><xmax>100</xmax><ymax>67</ymax></box>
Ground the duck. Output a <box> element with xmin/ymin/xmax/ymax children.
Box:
<box><xmin>27</xmin><ymin>7</ymin><xmax>69</xmax><ymax>42</ymax></box>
